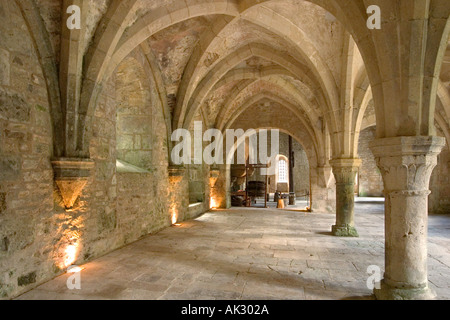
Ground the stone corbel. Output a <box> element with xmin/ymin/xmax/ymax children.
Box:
<box><xmin>168</xmin><ymin>165</ymin><xmax>186</xmax><ymax>183</ymax></box>
<box><xmin>52</xmin><ymin>158</ymin><xmax>95</xmax><ymax>210</ymax></box>
<box><xmin>209</xmin><ymin>167</ymin><xmax>220</xmax><ymax>188</ymax></box>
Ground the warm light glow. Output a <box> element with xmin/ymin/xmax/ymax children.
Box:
<box><xmin>64</xmin><ymin>244</ymin><xmax>79</xmax><ymax>268</ymax></box>
<box><xmin>171</xmin><ymin>210</ymin><xmax>178</xmax><ymax>225</ymax></box>
<box><xmin>210</xmin><ymin>197</ymin><xmax>218</xmax><ymax>209</ymax></box>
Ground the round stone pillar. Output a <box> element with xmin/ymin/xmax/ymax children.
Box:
<box><xmin>330</xmin><ymin>158</ymin><xmax>361</xmax><ymax>237</ymax></box>
<box><xmin>370</xmin><ymin>136</ymin><xmax>445</xmax><ymax>300</ymax></box>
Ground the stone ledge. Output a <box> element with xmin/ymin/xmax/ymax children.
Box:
<box><xmin>116</xmin><ymin>160</ymin><xmax>150</xmax><ymax>173</ymax></box>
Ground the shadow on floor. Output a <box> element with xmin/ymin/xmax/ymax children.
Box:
<box><xmin>315</xmin><ymin>231</ymin><xmax>334</xmax><ymax>236</ymax></box>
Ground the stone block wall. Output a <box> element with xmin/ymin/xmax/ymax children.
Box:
<box><xmin>357</xmin><ymin>125</ymin><xmax>450</xmax><ymax>214</ymax></box>
<box><xmin>117</xmin><ymin>172</ymin><xmax>170</xmax><ymax>244</ymax></box>
<box><xmin>232</xmin><ymin>132</ymin><xmax>311</xmax><ymax>198</ymax></box>
<box><xmin>228</xmin><ymin>103</ymin><xmax>335</xmax><ymax>212</ymax></box>
<box><xmin>115</xmin><ymin>57</ymin><xmax>153</xmax><ymax>170</ymax></box>
<box><xmin>430</xmin><ymin>144</ymin><xmax>450</xmax><ymax>214</ymax></box>
<box><xmin>188</xmin><ymin>164</ymin><xmax>206</xmax><ymax>204</ymax></box>
<box><xmin>357</xmin><ymin>126</ymin><xmax>384</xmax><ymax>197</ymax></box>
<box><xmin>0</xmin><ymin>2</ymin><xmax>58</xmax><ymax>298</ymax></box>
<box><xmin>0</xmin><ymin>10</ymin><xmax>198</xmax><ymax>298</ymax></box>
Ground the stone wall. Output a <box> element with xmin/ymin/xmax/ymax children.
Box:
<box><xmin>0</xmin><ymin>1</ymin><xmax>57</xmax><ymax>298</ymax></box>
<box><xmin>430</xmin><ymin>144</ymin><xmax>450</xmax><ymax>214</ymax></box>
<box><xmin>115</xmin><ymin>57</ymin><xmax>153</xmax><ymax>171</ymax></box>
<box><xmin>358</xmin><ymin>126</ymin><xmax>384</xmax><ymax>197</ymax></box>
<box><xmin>357</xmin><ymin>125</ymin><xmax>450</xmax><ymax>214</ymax></box>
<box><xmin>57</xmin><ymin>50</ymin><xmax>175</xmax><ymax>271</ymax></box>
<box><xmin>228</xmin><ymin>103</ymin><xmax>336</xmax><ymax>212</ymax></box>
<box><xmin>243</xmin><ymin>132</ymin><xmax>310</xmax><ymax>199</ymax></box>
<box><xmin>0</xmin><ymin>26</ymin><xmax>192</xmax><ymax>298</ymax></box>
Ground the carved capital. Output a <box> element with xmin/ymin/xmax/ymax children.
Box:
<box><xmin>330</xmin><ymin>158</ymin><xmax>361</xmax><ymax>185</ymax></box>
<box><xmin>168</xmin><ymin>165</ymin><xmax>186</xmax><ymax>176</ymax></box>
<box><xmin>369</xmin><ymin>136</ymin><xmax>445</xmax><ymax>194</ymax></box>
<box><xmin>210</xmin><ymin>169</ymin><xmax>220</xmax><ymax>188</ymax></box>
<box><xmin>168</xmin><ymin>165</ymin><xmax>187</xmax><ymax>184</ymax></box>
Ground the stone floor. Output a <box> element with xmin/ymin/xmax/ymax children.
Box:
<box><xmin>16</xmin><ymin>200</ymin><xmax>450</xmax><ymax>300</ymax></box>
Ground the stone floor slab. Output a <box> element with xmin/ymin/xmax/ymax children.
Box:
<box><xmin>15</xmin><ymin>201</ymin><xmax>450</xmax><ymax>300</ymax></box>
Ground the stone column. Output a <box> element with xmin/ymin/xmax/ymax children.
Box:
<box><xmin>330</xmin><ymin>158</ymin><xmax>361</xmax><ymax>237</ymax></box>
<box><xmin>288</xmin><ymin>136</ymin><xmax>296</xmax><ymax>205</ymax></box>
<box><xmin>370</xmin><ymin>136</ymin><xmax>445</xmax><ymax>300</ymax></box>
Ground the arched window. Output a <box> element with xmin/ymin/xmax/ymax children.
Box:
<box><xmin>278</xmin><ymin>159</ymin><xmax>288</xmax><ymax>183</ymax></box>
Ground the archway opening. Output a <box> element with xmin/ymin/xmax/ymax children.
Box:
<box><xmin>228</xmin><ymin>131</ymin><xmax>311</xmax><ymax>210</ymax></box>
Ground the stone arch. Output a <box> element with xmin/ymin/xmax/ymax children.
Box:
<box><xmin>0</xmin><ymin>1</ymin><xmax>62</xmax><ymax>297</ymax></box>
<box><xmin>221</xmin><ymin>92</ymin><xmax>321</xmax><ymax>164</ymax></box>
<box><xmin>78</xmin><ymin>0</ymin><xmax>391</xmax><ymax>159</ymax></box>
<box><xmin>352</xmin><ymin>86</ymin><xmax>373</xmax><ymax>157</ymax></box>
<box><xmin>240</xmin><ymin>5</ymin><xmax>340</xmax><ymax>122</ymax></box>
<box><xmin>213</xmin><ymin>74</ymin><xmax>326</xmax><ymax>162</ymax></box>
<box><xmin>213</xmin><ymin>68</ymin><xmax>322</xmax><ymax>131</ymax></box>
<box><xmin>222</xmin><ymin>124</ymin><xmax>321</xmax><ymax>210</ymax></box>
<box><xmin>73</xmin><ymin>0</ymin><xmax>142</xmax><ymax>157</ymax></box>
<box><xmin>13</xmin><ymin>0</ymin><xmax>64</xmax><ymax>157</ymax></box>
<box><xmin>437</xmin><ymin>80</ymin><xmax>450</xmax><ymax>124</ymax></box>
<box><xmin>175</xmin><ymin>12</ymin><xmax>334</xmax><ymax>126</ymax></box>
<box><xmin>82</xmin><ymin>45</ymin><xmax>171</xmax><ymax>159</ymax></box>
<box><xmin>178</xmin><ymin>42</ymin><xmax>333</xmax><ymax>133</ymax></box>
<box><xmin>216</xmin><ymin>76</ymin><xmax>321</xmax><ymax>132</ymax></box>
<box><xmin>115</xmin><ymin>56</ymin><xmax>153</xmax><ymax>170</ymax></box>
<box><xmin>77</xmin><ymin>1</ymin><xmax>241</xmax><ymax>156</ymax></box>
<box><xmin>174</xmin><ymin>15</ymin><xmax>235</xmax><ymax>126</ymax></box>
<box><xmin>241</xmin><ymin>0</ymin><xmax>450</xmax><ymax>139</ymax></box>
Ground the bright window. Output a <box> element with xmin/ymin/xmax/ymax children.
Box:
<box><xmin>278</xmin><ymin>159</ymin><xmax>288</xmax><ymax>183</ymax></box>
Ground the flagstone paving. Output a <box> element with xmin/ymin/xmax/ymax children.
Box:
<box><xmin>16</xmin><ymin>201</ymin><xmax>450</xmax><ymax>300</ymax></box>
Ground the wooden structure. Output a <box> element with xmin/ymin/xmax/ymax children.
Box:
<box><xmin>245</xmin><ymin>163</ymin><xmax>269</xmax><ymax>208</ymax></box>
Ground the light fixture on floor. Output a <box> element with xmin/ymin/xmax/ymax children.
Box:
<box><xmin>66</xmin><ymin>265</ymin><xmax>85</xmax><ymax>273</ymax></box>
<box><xmin>210</xmin><ymin>196</ymin><xmax>218</xmax><ymax>210</ymax></box>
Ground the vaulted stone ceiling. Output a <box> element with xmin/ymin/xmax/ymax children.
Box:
<box><xmin>30</xmin><ymin>0</ymin><xmax>450</xmax><ymax>158</ymax></box>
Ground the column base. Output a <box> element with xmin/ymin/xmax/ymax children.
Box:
<box><xmin>374</xmin><ymin>280</ymin><xmax>436</xmax><ymax>300</ymax></box>
<box><xmin>332</xmin><ymin>224</ymin><xmax>359</xmax><ymax>237</ymax></box>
